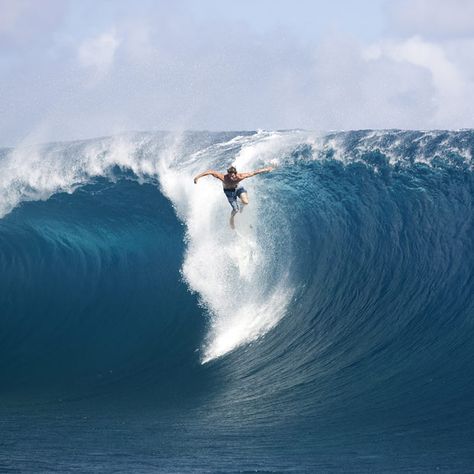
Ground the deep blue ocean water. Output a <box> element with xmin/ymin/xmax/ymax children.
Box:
<box><xmin>0</xmin><ymin>130</ymin><xmax>473</xmax><ymax>472</ymax></box>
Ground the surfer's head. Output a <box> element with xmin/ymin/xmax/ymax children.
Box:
<box><xmin>227</xmin><ymin>166</ymin><xmax>237</xmax><ymax>175</ymax></box>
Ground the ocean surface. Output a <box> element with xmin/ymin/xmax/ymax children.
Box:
<box><xmin>0</xmin><ymin>130</ymin><xmax>473</xmax><ymax>472</ymax></box>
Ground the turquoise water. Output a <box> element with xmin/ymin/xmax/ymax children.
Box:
<box><xmin>1</xmin><ymin>130</ymin><xmax>473</xmax><ymax>472</ymax></box>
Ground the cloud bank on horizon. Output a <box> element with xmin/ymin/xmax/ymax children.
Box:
<box><xmin>1</xmin><ymin>0</ymin><xmax>474</xmax><ymax>145</ymax></box>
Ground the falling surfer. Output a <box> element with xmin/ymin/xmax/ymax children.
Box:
<box><xmin>193</xmin><ymin>165</ymin><xmax>274</xmax><ymax>229</ymax></box>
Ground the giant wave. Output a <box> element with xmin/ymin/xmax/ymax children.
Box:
<box><xmin>1</xmin><ymin>130</ymin><xmax>473</xmax><ymax>472</ymax></box>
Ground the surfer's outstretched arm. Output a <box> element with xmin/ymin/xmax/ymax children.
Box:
<box><xmin>238</xmin><ymin>166</ymin><xmax>274</xmax><ymax>180</ymax></box>
<box><xmin>193</xmin><ymin>170</ymin><xmax>225</xmax><ymax>184</ymax></box>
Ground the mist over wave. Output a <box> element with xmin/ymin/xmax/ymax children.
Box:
<box><xmin>1</xmin><ymin>129</ymin><xmax>473</xmax><ymax>471</ymax></box>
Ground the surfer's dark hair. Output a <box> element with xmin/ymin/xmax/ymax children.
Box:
<box><xmin>227</xmin><ymin>166</ymin><xmax>237</xmax><ymax>174</ymax></box>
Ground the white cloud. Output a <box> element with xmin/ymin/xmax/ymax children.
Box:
<box><xmin>78</xmin><ymin>30</ymin><xmax>121</xmax><ymax>82</ymax></box>
<box><xmin>300</xmin><ymin>34</ymin><xmax>434</xmax><ymax>130</ymax></box>
<box><xmin>2</xmin><ymin>0</ymin><xmax>474</xmax><ymax>145</ymax></box>
<box><xmin>388</xmin><ymin>0</ymin><xmax>474</xmax><ymax>38</ymax></box>
<box><xmin>363</xmin><ymin>36</ymin><xmax>473</xmax><ymax>127</ymax></box>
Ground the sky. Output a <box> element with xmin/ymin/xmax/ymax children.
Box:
<box><xmin>1</xmin><ymin>0</ymin><xmax>474</xmax><ymax>145</ymax></box>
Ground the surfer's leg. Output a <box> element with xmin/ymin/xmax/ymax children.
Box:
<box><xmin>238</xmin><ymin>193</ymin><xmax>248</xmax><ymax>213</ymax></box>
<box><xmin>229</xmin><ymin>209</ymin><xmax>237</xmax><ymax>229</ymax></box>
<box><xmin>236</xmin><ymin>187</ymin><xmax>248</xmax><ymax>211</ymax></box>
<box><xmin>229</xmin><ymin>199</ymin><xmax>240</xmax><ymax>212</ymax></box>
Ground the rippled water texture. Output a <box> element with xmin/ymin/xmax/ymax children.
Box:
<box><xmin>1</xmin><ymin>130</ymin><xmax>473</xmax><ymax>472</ymax></box>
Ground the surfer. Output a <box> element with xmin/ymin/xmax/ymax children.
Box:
<box><xmin>193</xmin><ymin>165</ymin><xmax>273</xmax><ymax>228</ymax></box>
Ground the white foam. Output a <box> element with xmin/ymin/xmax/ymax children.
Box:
<box><xmin>0</xmin><ymin>135</ymin><xmax>156</xmax><ymax>218</ymax></box>
<box><xmin>156</xmin><ymin>132</ymin><xmax>297</xmax><ymax>363</ymax></box>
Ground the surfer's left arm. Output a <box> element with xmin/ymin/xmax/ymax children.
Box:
<box><xmin>239</xmin><ymin>167</ymin><xmax>274</xmax><ymax>180</ymax></box>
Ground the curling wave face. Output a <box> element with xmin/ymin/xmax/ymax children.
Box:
<box><xmin>0</xmin><ymin>130</ymin><xmax>473</xmax><ymax>449</ymax></box>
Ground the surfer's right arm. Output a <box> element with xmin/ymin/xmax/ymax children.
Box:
<box><xmin>193</xmin><ymin>170</ymin><xmax>224</xmax><ymax>184</ymax></box>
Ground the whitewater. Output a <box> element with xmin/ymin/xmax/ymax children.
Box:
<box><xmin>1</xmin><ymin>129</ymin><xmax>473</xmax><ymax>472</ymax></box>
